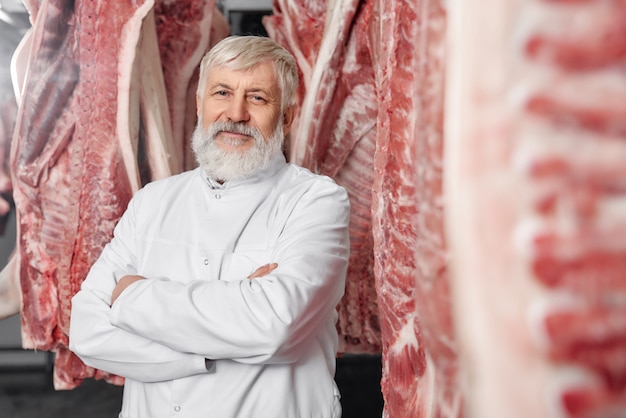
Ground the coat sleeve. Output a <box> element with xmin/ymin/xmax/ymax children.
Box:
<box><xmin>69</xmin><ymin>190</ymin><xmax>210</xmax><ymax>382</ymax></box>
<box><xmin>108</xmin><ymin>179</ymin><xmax>351</xmax><ymax>364</ymax></box>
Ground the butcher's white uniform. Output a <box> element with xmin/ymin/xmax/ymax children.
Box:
<box><xmin>69</xmin><ymin>154</ymin><xmax>350</xmax><ymax>418</ymax></box>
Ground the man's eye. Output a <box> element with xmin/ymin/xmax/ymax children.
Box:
<box><xmin>250</xmin><ymin>95</ymin><xmax>267</xmax><ymax>103</ymax></box>
<box><xmin>214</xmin><ymin>91</ymin><xmax>228</xmax><ymax>97</ymax></box>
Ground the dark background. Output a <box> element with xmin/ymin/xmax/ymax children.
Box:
<box><xmin>0</xmin><ymin>353</ymin><xmax>383</xmax><ymax>418</ymax></box>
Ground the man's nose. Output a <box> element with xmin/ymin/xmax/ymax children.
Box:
<box><xmin>224</xmin><ymin>96</ymin><xmax>250</xmax><ymax>123</ymax></box>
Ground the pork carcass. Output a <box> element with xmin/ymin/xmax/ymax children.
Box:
<box><xmin>445</xmin><ymin>0</ymin><xmax>626</xmax><ymax>416</ymax></box>
<box><xmin>11</xmin><ymin>0</ymin><xmax>152</xmax><ymax>389</ymax></box>
<box><xmin>276</xmin><ymin>0</ymin><xmax>382</xmax><ymax>354</ymax></box>
<box><xmin>263</xmin><ymin>0</ymin><xmax>326</xmax><ymax>157</ymax></box>
<box><xmin>370</xmin><ymin>0</ymin><xmax>461</xmax><ymax>416</ymax></box>
<box><xmin>263</xmin><ymin>0</ymin><xmax>326</xmax><ymax>97</ymax></box>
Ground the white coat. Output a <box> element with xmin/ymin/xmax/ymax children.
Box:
<box><xmin>69</xmin><ymin>154</ymin><xmax>350</xmax><ymax>418</ymax></box>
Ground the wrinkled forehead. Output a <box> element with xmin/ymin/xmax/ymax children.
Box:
<box><xmin>209</xmin><ymin>58</ymin><xmax>277</xmax><ymax>78</ymax></box>
<box><xmin>206</xmin><ymin>62</ymin><xmax>279</xmax><ymax>92</ymax></box>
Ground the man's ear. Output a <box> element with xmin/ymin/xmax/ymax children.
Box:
<box><xmin>283</xmin><ymin>106</ymin><xmax>296</xmax><ymax>133</ymax></box>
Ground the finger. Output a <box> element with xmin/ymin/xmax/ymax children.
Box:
<box><xmin>247</xmin><ymin>268</ymin><xmax>267</xmax><ymax>279</ymax></box>
<box><xmin>247</xmin><ymin>263</ymin><xmax>278</xmax><ymax>279</ymax></box>
<box><xmin>260</xmin><ymin>263</ymin><xmax>278</xmax><ymax>275</ymax></box>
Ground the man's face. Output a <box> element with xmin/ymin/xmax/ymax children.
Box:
<box><xmin>193</xmin><ymin>61</ymin><xmax>294</xmax><ymax>182</ymax></box>
<box><xmin>196</xmin><ymin>61</ymin><xmax>286</xmax><ymax>152</ymax></box>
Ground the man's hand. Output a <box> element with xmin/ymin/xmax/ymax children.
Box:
<box><xmin>247</xmin><ymin>263</ymin><xmax>278</xmax><ymax>280</ymax></box>
<box><xmin>111</xmin><ymin>275</ymin><xmax>145</xmax><ymax>305</ymax></box>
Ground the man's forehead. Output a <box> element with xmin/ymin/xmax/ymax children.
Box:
<box><xmin>207</xmin><ymin>62</ymin><xmax>278</xmax><ymax>87</ymax></box>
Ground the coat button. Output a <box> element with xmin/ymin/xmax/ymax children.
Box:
<box><xmin>203</xmin><ymin>258</ymin><xmax>209</xmax><ymax>265</ymax></box>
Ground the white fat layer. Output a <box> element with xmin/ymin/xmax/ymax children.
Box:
<box><xmin>391</xmin><ymin>313</ymin><xmax>420</xmax><ymax>354</ymax></box>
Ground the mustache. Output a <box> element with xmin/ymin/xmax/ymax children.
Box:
<box><xmin>207</xmin><ymin>121</ymin><xmax>263</xmax><ymax>138</ymax></box>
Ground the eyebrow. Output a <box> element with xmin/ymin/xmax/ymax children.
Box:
<box><xmin>210</xmin><ymin>82</ymin><xmax>233</xmax><ymax>91</ymax></box>
<box><xmin>210</xmin><ymin>82</ymin><xmax>273</xmax><ymax>97</ymax></box>
<box><xmin>247</xmin><ymin>87</ymin><xmax>272</xmax><ymax>96</ymax></box>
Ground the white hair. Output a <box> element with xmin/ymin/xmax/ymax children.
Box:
<box><xmin>197</xmin><ymin>36</ymin><xmax>298</xmax><ymax>111</ymax></box>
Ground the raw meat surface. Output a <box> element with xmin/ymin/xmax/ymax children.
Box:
<box><xmin>272</xmin><ymin>0</ymin><xmax>382</xmax><ymax>354</ymax></box>
<box><xmin>11</xmin><ymin>0</ymin><xmax>148</xmax><ymax>389</ymax></box>
<box><xmin>263</xmin><ymin>0</ymin><xmax>326</xmax><ymax>155</ymax></box>
<box><xmin>330</xmin><ymin>1</ymin><xmax>379</xmax><ymax>353</ymax></box>
<box><xmin>445</xmin><ymin>0</ymin><xmax>626</xmax><ymax>416</ymax></box>
<box><xmin>154</xmin><ymin>0</ymin><xmax>217</xmax><ymax>171</ymax></box>
<box><xmin>371</xmin><ymin>0</ymin><xmax>459</xmax><ymax>416</ymax></box>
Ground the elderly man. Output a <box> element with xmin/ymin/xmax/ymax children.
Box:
<box><xmin>69</xmin><ymin>35</ymin><xmax>350</xmax><ymax>418</ymax></box>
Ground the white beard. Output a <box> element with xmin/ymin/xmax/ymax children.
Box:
<box><xmin>192</xmin><ymin>119</ymin><xmax>284</xmax><ymax>182</ymax></box>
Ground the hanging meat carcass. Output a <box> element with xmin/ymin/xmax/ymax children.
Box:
<box><xmin>263</xmin><ymin>0</ymin><xmax>327</xmax><ymax>159</ymax></box>
<box><xmin>445</xmin><ymin>0</ymin><xmax>626</xmax><ymax>416</ymax></box>
<box><xmin>370</xmin><ymin>0</ymin><xmax>460</xmax><ymax>416</ymax></box>
<box><xmin>268</xmin><ymin>0</ymin><xmax>382</xmax><ymax>354</ymax></box>
<box><xmin>12</xmin><ymin>0</ymin><xmax>132</xmax><ymax>389</ymax></box>
<box><xmin>11</xmin><ymin>0</ymin><xmax>155</xmax><ymax>390</ymax></box>
<box><xmin>8</xmin><ymin>0</ymin><xmax>227</xmax><ymax>390</ymax></box>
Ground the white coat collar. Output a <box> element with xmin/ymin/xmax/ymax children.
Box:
<box><xmin>201</xmin><ymin>153</ymin><xmax>287</xmax><ymax>190</ymax></box>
